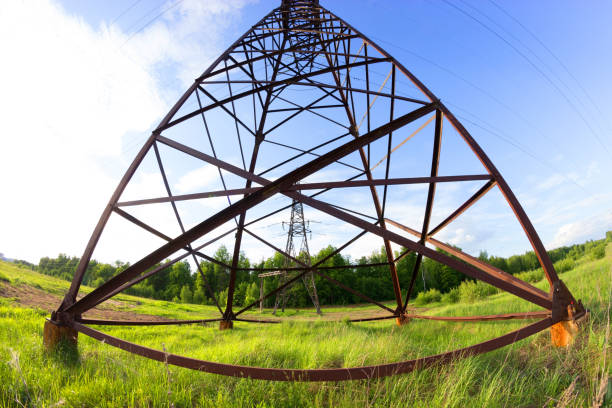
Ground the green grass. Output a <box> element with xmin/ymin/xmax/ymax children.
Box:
<box><xmin>0</xmin><ymin>246</ymin><xmax>611</xmax><ymax>407</ymax></box>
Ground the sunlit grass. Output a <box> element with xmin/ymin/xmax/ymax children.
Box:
<box><xmin>0</xmin><ymin>245</ymin><xmax>610</xmax><ymax>407</ymax></box>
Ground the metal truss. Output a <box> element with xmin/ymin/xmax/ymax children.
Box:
<box><xmin>52</xmin><ymin>0</ymin><xmax>585</xmax><ymax>381</ymax></box>
<box><xmin>267</xmin><ymin>194</ymin><xmax>321</xmax><ymax>315</ymax></box>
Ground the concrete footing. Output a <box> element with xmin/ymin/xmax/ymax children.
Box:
<box><xmin>219</xmin><ymin>320</ymin><xmax>234</xmax><ymax>330</ymax></box>
<box><xmin>43</xmin><ymin>319</ymin><xmax>78</xmax><ymax>350</ymax></box>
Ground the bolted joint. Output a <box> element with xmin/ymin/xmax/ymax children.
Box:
<box><xmin>349</xmin><ymin>125</ymin><xmax>359</xmax><ymax>138</ymax></box>
<box><xmin>255</xmin><ymin>130</ymin><xmax>265</xmax><ymax>144</ymax></box>
<box><xmin>51</xmin><ymin>310</ymin><xmax>78</xmax><ymax>326</ymax></box>
<box><xmin>551</xmin><ymin>280</ymin><xmax>586</xmax><ymax>323</ymax></box>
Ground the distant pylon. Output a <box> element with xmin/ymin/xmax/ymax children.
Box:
<box><xmin>272</xmin><ymin>193</ymin><xmax>321</xmax><ymax>315</ymax></box>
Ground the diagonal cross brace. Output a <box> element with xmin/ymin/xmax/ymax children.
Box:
<box><xmin>63</xmin><ymin>103</ymin><xmax>437</xmax><ymax>315</ymax></box>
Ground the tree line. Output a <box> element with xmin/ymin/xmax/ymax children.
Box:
<box><xmin>34</xmin><ymin>231</ymin><xmax>610</xmax><ymax>308</ymax></box>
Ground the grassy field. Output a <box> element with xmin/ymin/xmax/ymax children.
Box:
<box><xmin>0</xmin><ymin>245</ymin><xmax>610</xmax><ymax>407</ymax></box>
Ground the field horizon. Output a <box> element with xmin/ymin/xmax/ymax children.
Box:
<box><xmin>0</xmin><ymin>239</ymin><xmax>610</xmax><ymax>406</ymax></box>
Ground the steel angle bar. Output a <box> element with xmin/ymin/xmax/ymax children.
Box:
<box><xmin>406</xmin><ymin>311</ymin><xmax>550</xmax><ymax>322</ymax></box>
<box><xmin>66</xmin><ymin>105</ymin><xmax>433</xmax><ymax>315</ymax></box>
<box><xmin>88</xmin><ymin>227</ymin><xmax>237</xmax><ymax>310</ymax></box>
<box><xmin>160</xmin><ymin>57</ymin><xmax>392</xmax><ymax>131</ymax></box>
<box><xmin>384</xmin><ymin>217</ymin><xmax>550</xmax><ymax>306</ymax></box>
<box><xmin>427</xmin><ymin>179</ymin><xmax>497</xmax><ymax>238</ymax></box>
<box><xmin>403</xmin><ymin>110</ymin><xmax>443</xmax><ymax>309</ymax></box>
<box><xmin>234</xmin><ymin>318</ymin><xmax>282</xmax><ymax>324</ymax></box>
<box><xmin>76</xmin><ymin>318</ymin><xmax>222</xmax><ymax>326</ymax></box>
<box><xmin>348</xmin><ymin>315</ymin><xmax>396</xmax><ymax>323</ymax></box>
<box><xmin>328</xmin><ymin>8</ymin><xmax>559</xmax><ymax>288</ymax></box>
<box><xmin>243</xmin><ymin>262</ymin><xmax>391</xmax><ymax>273</ymax></box>
<box><xmin>116</xmin><ymin>187</ymin><xmax>260</xmax><ymax>207</ymax></box>
<box><xmin>285</xmin><ymin>191</ymin><xmax>552</xmax><ymax>310</ymax></box>
<box><xmin>59</xmin><ymin>7</ymin><xmax>279</xmax><ymax>311</ymax></box>
<box><xmin>318</xmin><ymin>36</ymin><xmax>405</xmax><ymax>311</ymax></box>
<box><xmin>71</xmin><ymin>317</ymin><xmax>553</xmax><ymax>381</ymax></box>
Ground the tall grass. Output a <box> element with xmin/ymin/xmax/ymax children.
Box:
<box><xmin>0</xmin><ymin>245</ymin><xmax>610</xmax><ymax>407</ymax></box>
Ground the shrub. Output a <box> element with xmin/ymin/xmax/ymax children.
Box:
<box><xmin>458</xmin><ymin>280</ymin><xmax>498</xmax><ymax>303</ymax></box>
<box><xmin>0</xmin><ymin>271</ymin><xmax>9</xmax><ymax>282</ymax></box>
<box><xmin>553</xmin><ymin>258</ymin><xmax>575</xmax><ymax>274</ymax></box>
<box><xmin>193</xmin><ymin>288</ymin><xmax>205</xmax><ymax>304</ymax></box>
<box><xmin>589</xmin><ymin>244</ymin><xmax>606</xmax><ymax>260</ymax></box>
<box><xmin>515</xmin><ymin>268</ymin><xmax>544</xmax><ymax>284</ymax></box>
<box><xmin>441</xmin><ymin>287</ymin><xmax>460</xmax><ymax>304</ymax></box>
<box><xmin>180</xmin><ymin>285</ymin><xmax>193</xmax><ymax>304</ymax></box>
<box><xmin>414</xmin><ymin>288</ymin><xmax>442</xmax><ymax>305</ymax></box>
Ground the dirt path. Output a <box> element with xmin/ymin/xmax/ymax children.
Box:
<box><xmin>0</xmin><ymin>282</ymin><xmax>169</xmax><ymax>322</ymax></box>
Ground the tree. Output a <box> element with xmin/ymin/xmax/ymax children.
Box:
<box><xmin>180</xmin><ymin>285</ymin><xmax>193</xmax><ymax>304</ymax></box>
<box><xmin>244</xmin><ymin>282</ymin><xmax>259</xmax><ymax>307</ymax></box>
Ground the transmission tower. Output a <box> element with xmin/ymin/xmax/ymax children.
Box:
<box><xmin>48</xmin><ymin>0</ymin><xmax>586</xmax><ymax>382</ymax></box>
<box><xmin>272</xmin><ymin>196</ymin><xmax>321</xmax><ymax>315</ymax></box>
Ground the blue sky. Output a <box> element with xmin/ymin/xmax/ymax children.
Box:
<box><xmin>0</xmin><ymin>0</ymin><xmax>610</xmax><ymax>265</ymax></box>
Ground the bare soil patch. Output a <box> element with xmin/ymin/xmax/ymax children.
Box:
<box><xmin>0</xmin><ymin>282</ymin><xmax>169</xmax><ymax>322</ymax></box>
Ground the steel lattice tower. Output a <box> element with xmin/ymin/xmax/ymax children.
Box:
<box><xmin>272</xmin><ymin>194</ymin><xmax>321</xmax><ymax>315</ymax></box>
<box><xmin>46</xmin><ymin>0</ymin><xmax>586</xmax><ymax>381</ymax></box>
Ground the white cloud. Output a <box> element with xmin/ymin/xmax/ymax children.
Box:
<box><xmin>175</xmin><ymin>166</ymin><xmax>219</xmax><ymax>193</ymax></box>
<box><xmin>0</xmin><ymin>0</ymin><xmax>254</xmax><ymax>263</ymax></box>
<box><xmin>548</xmin><ymin>209</ymin><xmax>612</xmax><ymax>249</ymax></box>
<box><xmin>536</xmin><ymin>173</ymin><xmax>565</xmax><ymax>191</ymax></box>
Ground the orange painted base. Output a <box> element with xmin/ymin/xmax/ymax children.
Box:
<box><xmin>395</xmin><ymin>315</ymin><xmax>410</xmax><ymax>326</ymax></box>
<box><xmin>43</xmin><ymin>319</ymin><xmax>78</xmax><ymax>350</ymax></box>
<box><xmin>550</xmin><ymin>320</ymin><xmax>578</xmax><ymax>347</ymax></box>
<box><xmin>219</xmin><ymin>320</ymin><xmax>234</xmax><ymax>330</ymax></box>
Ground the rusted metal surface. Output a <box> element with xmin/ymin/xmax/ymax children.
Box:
<box><xmin>72</xmin><ymin>318</ymin><xmax>554</xmax><ymax>381</ymax></box>
<box><xmin>54</xmin><ymin>0</ymin><xmax>584</xmax><ymax>381</ymax></box>
<box><xmin>408</xmin><ymin>311</ymin><xmax>551</xmax><ymax>322</ymax></box>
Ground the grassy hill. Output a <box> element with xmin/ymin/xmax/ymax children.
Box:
<box><xmin>0</xmin><ymin>244</ymin><xmax>610</xmax><ymax>407</ymax></box>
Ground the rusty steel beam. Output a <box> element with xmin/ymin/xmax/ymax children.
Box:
<box><xmin>427</xmin><ymin>179</ymin><xmax>497</xmax><ymax>238</ymax></box>
<box><xmin>384</xmin><ymin>218</ymin><xmax>550</xmax><ymax>306</ymax></box>
<box><xmin>65</xmin><ymin>103</ymin><xmax>436</xmax><ymax>315</ymax></box>
<box><xmin>407</xmin><ymin>311</ymin><xmax>550</xmax><ymax>322</ymax></box>
<box><xmin>72</xmin><ymin>317</ymin><xmax>553</xmax><ymax>381</ymax></box>
<box><xmin>58</xmin><ymin>7</ymin><xmax>280</xmax><ymax>312</ymax></box>
<box><xmin>404</xmin><ymin>110</ymin><xmax>443</xmax><ymax>309</ymax></box>
<box><xmin>77</xmin><ymin>318</ymin><xmax>222</xmax><ymax>326</ymax></box>
<box><xmin>328</xmin><ymin>8</ymin><xmax>559</xmax><ymax>288</ymax></box>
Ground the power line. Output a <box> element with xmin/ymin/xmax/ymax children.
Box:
<box><xmin>122</xmin><ymin>0</ymin><xmax>185</xmax><ymax>47</ymax></box>
<box><xmin>448</xmin><ymin>102</ymin><xmax>591</xmax><ymax>195</ymax></box>
<box><xmin>353</xmin><ymin>37</ymin><xmax>586</xmax><ymax>178</ymax></box>
<box><xmin>488</xmin><ymin>0</ymin><xmax>612</xmax><ymax>133</ymax></box>
<box><xmin>109</xmin><ymin>0</ymin><xmax>144</xmax><ymax>27</ymax></box>
<box><xmin>457</xmin><ymin>0</ymin><xmax>602</xmax><ymax>131</ymax></box>
<box><xmin>440</xmin><ymin>0</ymin><xmax>612</xmax><ymax>158</ymax></box>
<box><xmin>459</xmin><ymin>0</ymin><xmax>610</xmax><ymax>150</ymax></box>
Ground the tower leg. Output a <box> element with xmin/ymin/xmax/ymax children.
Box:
<box><xmin>259</xmin><ymin>277</ymin><xmax>264</xmax><ymax>313</ymax></box>
<box><xmin>550</xmin><ymin>280</ymin><xmax>587</xmax><ymax>347</ymax></box>
<box><xmin>302</xmin><ymin>271</ymin><xmax>321</xmax><ymax>315</ymax></box>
